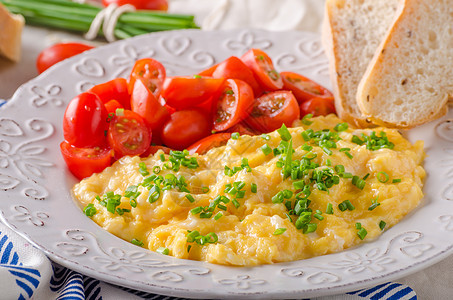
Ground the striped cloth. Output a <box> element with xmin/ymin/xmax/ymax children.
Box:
<box><xmin>0</xmin><ymin>222</ymin><xmax>416</xmax><ymax>300</ymax></box>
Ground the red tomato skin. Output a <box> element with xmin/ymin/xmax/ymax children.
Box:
<box><xmin>104</xmin><ymin>100</ymin><xmax>124</xmax><ymax>115</ymax></box>
<box><xmin>129</xmin><ymin>58</ymin><xmax>166</xmax><ymax>98</ymax></box>
<box><xmin>300</xmin><ymin>97</ymin><xmax>336</xmax><ymax>117</ymax></box>
<box><xmin>244</xmin><ymin>91</ymin><xmax>300</xmax><ymax>133</ymax></box>
<box><xmin>212</xmin><ymin>56</ymin><xmax>262</xmax><ymax>96</ymax></box>
<box><xmin>108</xmin><ymin>110</ymin><xmax>152</xmax><ymax>158</ymax></box>
<box><xmin>63</xmin><ymin>92</ymin><xmax>108</xmax><ymax>148</ymax></box>
<box><xmin>213</xmin><ymin>79</ymin><xmax>254</xmax><ymax>131</ymax></box>
<box><xmin>36</xmin><ymin>43</ymin><xmax>94</xmax><ymax>74</ymax></box>
<box><xmin>161</xmin><ymin>76</ymin><xmax>224</xmax><ymax>110</ymax></box>
<box><xmin>60</xmin><ymin>141</ymin><xmax>113</xmax><ymax>180</ymax></box>
<box><xmin>88</xmin><ymin>78</ymin><xmax>131</xmax><ymax>109</ymax></box>
<box><xmin>198</xmin><ymin>63</ymin><xmax>219</xmax><ymax>77</ymax></box>
<box><xmin>130</xmin><ymin>78</ymin><xmax>170</xmax><ymax>131</ymax></box>
<box><xmin>240</xmin><ymin>49</ymin><xmax>283</xmax><ymax>91</ymax></box>
<box><xmin>102</xmin><ymin>0</ymin><xmax>168</xmax><ymax>10</ymax></box>
<box><xmin>281</xmin><ymin>71</ymin><xmax>333</xmax><ymax>104</ymax></box>
<box><xmin>187</xmin><ymin>133</ymin><xmax>232</xmax><ymax>155</ymax></box>
<box><xmin>161</xmin><ymin>109</ymin><xmax>212</xmax><ymax>150</ymax></box>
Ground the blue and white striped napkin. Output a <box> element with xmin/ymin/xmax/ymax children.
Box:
<box><xmin>0</xmin><ymin>222</ymin><xmax>416</xmax><ymax>300</ymax></box>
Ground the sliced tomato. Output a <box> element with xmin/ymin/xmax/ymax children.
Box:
<box><xmin>187</xmin><ymin>133</ymin><xmax>232</xmax><ymax>155</ymax></box>
<box><xmin>240</xmin><ymin>49</ymin><xmax>283</xmax><ymax>91</ymax></box>
<box><xmin>63</xmin><ymin>92</ymin><xmax>108</xmax><ymax>148</ymax></box>
<box><xmin>198</xmin><ymin>63</ymin><xmax>219</xmax><ymax>77</ymax></box>
<box><xmin>140</xmin><ymin>145</ymin><xmax>173</xmax><ymax>158</ymax></box>
<box><xmin>131</xmin><ymin>78</ymin><xmax>170</xmax><ymax>131</ymax></box>
<box><xmin>129</xmin><ymin>58</ymin><xmax>166</xmax><ymax>98</ymax></box>
<box><xmin>104</xmin><ymin>100</ymin><xmax>124</xmax><ymax>115</ymax></box>
<box><xmin>108</xmin><ymin>110</ymin><xmax>151</xmax><ymax>158</ymax></box>
<box><xmin>300</xmin><ymin>96</ymin><xmax>336</xmax><ymax>117</ymax></box>
<box><xmin>36</xmin><ymin>42</ymin><xmax>94</xmax><ymax>74</ymax></box>
<box><xmin>281</xmin><ymin>71</ymin><xmax>333</xmax><ymax>104</ymax></box>
<box><xmin>212</xmin><ymin>56</ymin><xmax>261</xmax><ymax>96</ymax></box>
<box><xmin>161</xmin><ymin>76</ymin><xmax>224</xmax><ymax>110</ymax></box>
<box><xmin>213</xmin><ymin>79</ymin><xmax>254</xmax><ymax>131</ymax></box>
<box><xmin>88</xmin><ymin>78</ymin><xmax>131</xmax><ymax>109</ymax></box>
<box><xmin>60</xmin><ymin>141</ymin><xmax>113</xmax><ymax>180</ymax></box>
<box><xmin>244</xmin><ymin>91</ymin><xmax>300</xmax><ymax>133</ymax></box>
<box><xmin>161</xmin><ymin>109</ymin><xmax>211</xmax><ymax>150</ymax></box>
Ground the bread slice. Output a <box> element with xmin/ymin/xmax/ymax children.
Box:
<box><xmin>357</xmin><ymin>0</ymin><xmax>453</xmax><ymax>128</ymax></box>
<box><xmin>0</xmin><ymin>3</ymin><xmax>24</xmax><ymax>62</ymax></box>
<box><xmin>323</xmin><ymin>0</ymin><xmax>400</xmax><ymax>127</ymax></box>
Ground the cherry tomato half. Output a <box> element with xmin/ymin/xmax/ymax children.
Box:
<box><xmin>300</xmin><ymin>97</ymin><xmax>336</xmax><ymax>117</ymax></box>
<box><xmin>187</xmin><ymin>133</ymin><xmax>232</xmax><ymax>155</ymax></box>
<box><xmin>37</xmin><ymin>42</ymin><xmax>94</xmax><ymax>74</ymax></box>
<box><xmin>88</xmin><ymin>78</ymin><xmax>131</xmax><ymax>109</ymax></box>
<box><xmin>63</xmin><ymin>92</ymin><xmax>108</xmax><ymax>148</ymax></box>
<box><xmin>108</xmin><ymin>110</ymin><xmax>151</xmax><ymax>158</ymax></box>
<box><xmin>240</xmin><ymin>48</ymin><xmax>283</xmax><ymax>91</ymax></box>
<box><xmin>102</xmin><ymin>0</ymin><xmax>168</xmax><ymax>10</ymax></box>
<box><xmin>129</xmin><ymin>58</ymin><xmax>166</xmax><ymax>98</ymax></box>
<box><xmin>60</xmin><ymin>141</ymin><xmax>113</xmax><ymax>180</ymax></box>
<box><xmin>212</xmin><ymin>56</ymin><xmax>261</xmax><ymax>96</ymax></box>
<box><xmin>213</xmin><ymin>79</ymin><xmax>254</xmax><ymax>131</ymax></box>
<box><xmin>281</xmin><ymin>72</ymin><xmax>333</xmax><ymax>104</ymax></box>
<box><xmin>244</xmin><ymin>91</ymin><xmax>300</xmax><ymax>133</ymax></box>
<box><xmin>131</xmin><ymin>78</ymin><xmax>170</xmax><ymax>132</ymax></box>
<box><xmin>161</xmin><ymin>109</ymin><xmax>211</xmax><ymax>150</ymax></box>
<box><xmin>198</xmin><ymin>63</ymin><xmax>219</xmax><ymax>77</ymax></box>
<box><xmin>104</xmin><ymin>99</ymin><xmax>124</xmax><ymax>115</ymax></box>
<box><xmin>161</xmin><ymin>76</ymin><xmax>224</xmax><ymax>110</ymax></box>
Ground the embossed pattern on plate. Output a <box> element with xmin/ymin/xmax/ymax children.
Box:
<box><xmin>0</xmin><ymin>29</ymin><xmax>452</xmax><ymax>299</ymax></box>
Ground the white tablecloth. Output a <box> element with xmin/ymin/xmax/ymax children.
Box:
<box><xmin>0</xmin><ymin>0</ymin><xmax>452</xmax><ymax>298</ymax></box>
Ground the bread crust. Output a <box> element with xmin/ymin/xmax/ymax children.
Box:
<box><xmin>357</xmin><ymin>0</ymin><xmax>452</xmax><ymax>128</ymax></box>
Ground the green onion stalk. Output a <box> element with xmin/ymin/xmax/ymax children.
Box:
<box><xmin>1</xmin><ymin>0</ymin><xmax>199</xmax><ymax>40</ymax></box>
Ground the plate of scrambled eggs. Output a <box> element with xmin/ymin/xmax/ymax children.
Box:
<box><xmin>1</xmin><ymin>29</ymin><xmax>452</xmax><ymax>299</ymax></box>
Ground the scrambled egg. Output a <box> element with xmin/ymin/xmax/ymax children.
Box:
<box><xmin>73</xmin><ymin>115</ymin><xmax>425</xmax><ymax>266</ymax></box>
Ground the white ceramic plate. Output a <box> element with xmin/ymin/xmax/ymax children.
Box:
<box><xmin>1</xmin><ymin>29</ymin><xmax>453</xmax><ymax>299</ymax></box>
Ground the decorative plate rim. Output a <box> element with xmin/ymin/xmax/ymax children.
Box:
<box><xmin>1</xmin><ymin>28</ymin><xmax>453</xmax><ymax>299</ymax></box>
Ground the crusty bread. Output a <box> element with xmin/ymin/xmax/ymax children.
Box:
<box><xmin>357</xmin><ymin>0</ymin><xmax>453</xmax><ymax>128</ymax></box>
<box><xmin>323</xmin><ymin>0</ymin><xmax>400</xmax><ymax>127</ymax></box>
<box><xmin>0</xmin><ymin>3</ymin><xmax>24</xmax><ymax>62</ymax></box>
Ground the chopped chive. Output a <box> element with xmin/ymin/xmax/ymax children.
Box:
<box><xmin>363</xmin><ymin>173</ymin><xmax>370</xmax><ymax>180</ymax></box>
<box><xmin>342</xmin><ymin>172</ymin><xmax>353</xmax><ymax>179</ymax></box>
<box><xmin>236</xmin><ymin>190</ymin><xmax>246</xmax><ymax>199</ymax></box>
<box><xmin>202</xmin><ymin>186</ymin><xmax>210</xmax><ymax>193</ymax></box>
<box><xmin>138</xmin><ymin>162</ymin><xmax>150</xmax><ymax>176</ymax></box>
<box><xmin>314</xmin><ymin>213</ymin><xmax>324</xmax><ymax>220</ymax></box>
<box><xmin>185</xmin><ymin>194</ymin><xmax>195</xmax><ymax>203</ymax></box>
<box><xmin>273</xmin><ymin>228</ymin><xmax>287</xmax><ymax>235</ymax></box>
<box><xmin>377</xmin><ymin>171</ymin><xmax>389</xmax><ymax>183</ymax></box>
<box><xmin>334</xmin><ymin>165</ymin><xmax>345</xmax><ymax>174</ymax></box>
<box><xmin>83</xmin><ymin>203</ymin><xmax>97</xmax><ymax>217</ymax></box>
<box><xmin>251</xmin><ymin>183</ymin><xmax>257</xmax><ymax>193</ymax></box>
<box><xmin>326</xmin><ymin>159</ymin><xmax>332</xmax><ymax>166</ymax></box>
<box><xmin>322</xmin><ymin>146</ymin><xmax>333</xmax><ymax>155</ymax></box>
<box><xmin>285</xmin><ymin>213</ymin><xmax>293</xmax><ymax>222</ymax></box>
<box><xmin>379</xmin><ymin>220</ymin><xmax>386</xmax><ymax>230</ymax></box>
<box><xmin>159</xmin><ymin>154</ymin><xmax>165</xmax><ymax>162</ymax></box>
<box><xmin>355</xmin><ymin>222</ymin><xmax>362</xmax><ymax>229</ymax></box>
<box><xmin>392</xmin><ymin>178</ymin><xmax>401</xmax><ymax>183</ymax></box>
<box><xmin>339</xmin><ymin>148</ymin><xmax>351</xmax><ymax>152</ymax></box>
<box><xmin>357</xmin><ymin>227</ymin><xmax>368</xmax><ymax>240</ymax></box>
<box><xmin>231</xmin><ymin>132</ymin><xmax>240</xmax><ymax>140</ymax></box>
<box><xmin>293</xmin><ymin>180</ymin><xmax>305</xmax><ymax>190</ymax></box>
<box><xmin>153</xmin><ymin>166</ymin><xmax>161</xmax><ymax>174</ymax></box>
<box><xmin>304</xmin><ymin>223</ymin><xmax>317</xmax><ymax>234</ymax></box>
<box><xmin>302</xmin><ymin>114</ymin><xmax>313</xmax><ymax>125</ymax></box>
<box><xmin>200</xmin><ymin>212</ymin><xmax>213</xmax><ymax>218</ymax></box>
<box><xmin>214</xmin><ymin>212</ymin><xmax>223</xmax><ymax>220</ymax></box>
<box><xmin>301</xmin><ymin>131</ymin><xmax>310</xmax><ymax>141</ymax></box>
<box><xmin>157</xmin><ymin>247</ymin><xmax>169</xmax><ymax>255</ymax></box>
<box><xmin>326</xmin><ymin>203</ymin><xmax>333</xmax><ymax>214</ymax></box>
<box><xmin>344</xmin><ymin>151</ymin><xmax>353</xmax><ymax>159</ymax></box>
<box><xmin>334</xmin><ymin>122</ymin><xmax>348</xmax><ymax>132</ymax></box>
<box><xmin>261</xmin><ymin>134</ymin><xmax>271</xmax><ymax>140</ymax></box>
<box><xmin>345</xmin><ymin>200</ymin><xmax>355</xmax><ymax>210</ymax></box>
<box><xmin>277</xmin><ymin>124</ymin><xmax>292</xmax><ymax>141</ymax></box>
<box><xmin>190</xmin><ymin>206</ymin><xmax>203</xmax><ymax>214</ymax></box>
<box><xmin>131</xmin><ymin>238</ymin><xmax>144</xmax><ymax>247</ymax></box>
<box><xmin>261</xmin><ymin>144</ymin><xmax>272</xmax><ymax>155</ymax></box>
<box><xmin>232</xmin><ymin>199</ymin><xmax>240</xmax><ymax>208</ymax></box>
